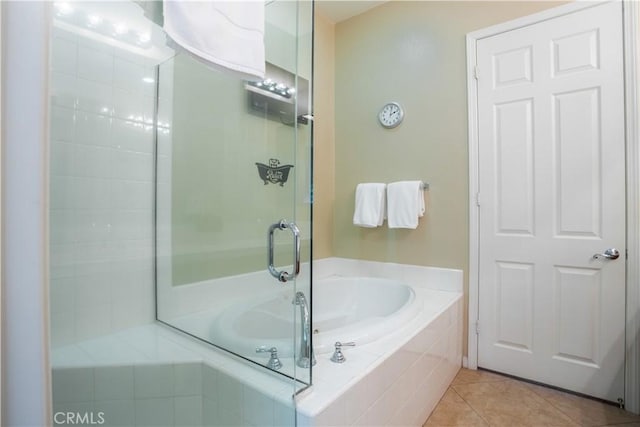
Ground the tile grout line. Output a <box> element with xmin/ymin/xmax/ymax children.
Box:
<box><xmin>451</xmin><ymin>378</ymin><xmax>519</xmax><ymax>427</ymax></box>
<box><xmin>448</xmin><ymin>385</ymin><xmax>492</xmax><ymax>427</ymax></box>
<box><xmin>521</xmin><ymin>384</ymin><xmax>584</xmax><ymax>426</ymax></box>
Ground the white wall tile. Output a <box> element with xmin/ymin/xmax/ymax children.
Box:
<box><xmin>78</xmin><ymin>46</ymin><xmax>113</xmax><ymax>84</ymax></box>
<box><xmin>134</xmin><ymin>397</ymin><xmax>174</xmax><ymax>427</ymax></box>
<box><xmin>51</xmin><ymin>312</ymin><xmax>77</xmax><ymax>348</ymax></box>
<box><xmin>314</xmin><ymin>396</ymin><xmax>346</xmax><ymax>427</ymax></box>
<box><xmin>50</xmin><ymin>209</ymin><xmax>77</xmax><ymax>244</ymax></box>
<box><xmin>52</xmin><ymin>36</ymin><xmax>77</xmax><ymax>75</ymax></box>
<box><xmin>75</xmin><ymin>304</ymin><xmax>111</xmax><ymax>341</ymax></box>
<box><xmin>74</xmin><ymin>259</ymin><xmax>113</xmax><ymax>279</ymax></box>
<box><xmin>73</xmin><ymin>242</ymin><xmax>112</xmax><ymax>268</ymax></box>
<box><xmin>50</xmin><ymin>24</ymin><xmax>156</xmax><ymax>349</ymax></box>
<box><xmin>51</xmin><ymin>140</ymin><xmax>76</xmax><ymax>177</ymax></box>
<box><xmin>76</xmin><ymin>78</ymin><xmax>113</xmax><ymax>115</ymax></box>
<box><xmin>110</xmin><ymin>180</ymin><xmax>153</xmax><ymax>210</ymax></box>
<box><xmin>52</xmin><ymin>368</ymin><xmax>94</xmax><ymax>403</ymax></box>
<box><xmin>343</xmin><ymin>374</ymin><xmax>375</xmax><ymax>425</ymax></box>
<box><xmin>50</xmin><ymin>277</ymin><xmax>76</xmax><ymax>314</ymax></box>
<box><xmin>243</xmin><ymin>385</ymin><xmax>274</xmax><ymax>426</ymax></box>
<box><xmin>75</xmin><ymin>274</ymin><xmax>111</xmax><ymax>309</ymax></box>
<box><xmin>50</xmin><ymin>242</ymin><xmax>76</xmax><ymax>279</ymax></box>
<box><xmin>202</xmin><ymin>397</ymin><xmax>218</xmax><ymax>426</ymax></box>
<box><xmin>51</xmin><ymin>176</ymin><xmax>75</xmax><ymax>210</ymax></box>
<box><xmin>274</xmin><ymin>399</ymin><xmax>295</xmax><ymax>427</ymax></box>
<box><xmin>77</xmin><ymin>35</ymin><xmax>113</xmax><ymax>56</ymax></box>
<box><xmin>141</xmin><ymin>67</ymin><xmax>156</xmax><ymax>97</ymax></box>
<box><xmin>75</xmin><ymin>144</ymin><xmax>112</xmax><ymax>178</ymax></box>
<box><xmin>51</xmin><ymin>72</ymin><xmax>77</xmax><ymax>108</ymax></box>
<box><xmin>74</xmin><ymin>210</ymin><xmax>111</xmax><ymax>243</ymax></box>
<box><xmin>111</xmin><ymin>150</ymin><xmax>153</xmax><ymax>182</ymax></box>
<box><xmin>94</xmin><ymin>366</ymin><xmax>134</xmax><ymax>401</ymax></box>
<box><xmin>173</xmin><ymin>363</ymin><xmax>203</xmax><ymax>397</ymax></box>
<box><xmin>217</xmin><ymin>372</ymin><xmax>243</xmax><ymax>417</ymax></box>
<box><xmin>94</xmin><ymin>399</ymin><xmax>135</xmax><ymax>427</ymax></box>
<box><xmin>202</xmin><ymin>364</ymin><xmax>219</xmax><ymax>400</ymax></box>
<box><xmin>75</xmin><ymin>112</ymin><xmax>112</xmax><ymax>146</ymax></box>
<box><xmin>134</xmin><ymin>364</ymin><xmax>175</xmax><ymax>398</ymax></box>
<box><xmin>51</xmin><ymin>106</ymin><xmax>75</xmax><ymax>141</ymax></box>
<box><xmin>111</xmin><ymin>210</ymin><xmax>153</xmax><ymax>241</ymax></box>
<box><xmin>71</xmin><ymin>177</ymin><xmax>112</xmax><ymax>210</ymax></box>
<box><xmin>110</xmin><ymin>296</ymin><xmax>152</xmax><ymax>331</ymax></box>
<box><xmin>112</xmin><ymin>87</ymin><xmax>145</xmax><ymax>120</ymax></box>
<box><xmin>174</xmin><ymin>395</ymin><xmax>203</xmax><ymax>427</ymax></box>
<box><xmin>112</xmin><ymin>118</ymin><xmax>153</xmax><ymax>153</ymax></box>
<box><xmin>113</xmin><ymin>58</ymin><xmax>144</xmax><ymax>93</ymax></box>
<box><xmin>110</xmin><ymin>239</ymin><xmax>153</xmax><ymax>263</ymax></box>
<box><xmin>214</xmin><ymin>408</ymin><xmax>243</xmax><ymax>427</ymax></box>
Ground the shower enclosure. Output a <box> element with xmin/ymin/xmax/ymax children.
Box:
<box><xmin>48</xmin><ymin>1</ymin><xmax>313</xmax><ymax>425</ymax></box>
<box><xmin>155</xmin><ymin>0</ymin><xmax>314</xmax><ymax>385</ymax></box>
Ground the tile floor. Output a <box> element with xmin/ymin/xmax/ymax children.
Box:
<box><xmin>424</xmin><ymin>368</ymin><xmax>640</xmax><ymax>427</ymax></box>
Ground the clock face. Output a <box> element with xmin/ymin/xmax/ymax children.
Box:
<box><xmin>378</xmin><ymin>102</ymin><xmax>404</xmax><ymax>128</ymax></box>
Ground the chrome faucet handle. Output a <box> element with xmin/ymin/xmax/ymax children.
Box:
<box><xmin>256</xmin><ymin>346</ymin><xmax>282</xmax><ymax>370</ymax></box>
<box><xmin>330</xmin><ymin>341</ymin><xmax>356</xmax><ymax>363</ymax></box>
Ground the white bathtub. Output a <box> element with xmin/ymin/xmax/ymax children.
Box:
<box><xmin>211</xmin><ymin>276</ymin><xmax>421</xmax><ymax>358</ymax></box>
<box><xmin>52</xmin><ymin>258</ymin><xmax>464</xmax><ymax>427</ymax></box>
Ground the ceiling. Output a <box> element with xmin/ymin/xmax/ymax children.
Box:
<box><xmin>315</xmin><ymin>1</ymin><xmax>389</xmax><ymax>23</ymax></box>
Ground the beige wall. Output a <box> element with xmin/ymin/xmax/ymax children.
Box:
<box><xmin>316</xmin><ymin>0</ymin><xmax>568</xmax><ymax>354</ymax></box>
<box><xmin>312</xmin><ymin>11</ymin><xmax>336</xmax><ymax>260</ymax></box>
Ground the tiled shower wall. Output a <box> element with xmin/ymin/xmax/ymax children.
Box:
<box><xmin>52</xmin><ymin>362</ymin><xmax>295</xmax><ymax>427</ymax></box>
<box><xmin>49</xmin><ymin>26</ymin><xmax>157</xmax><ymax>347</ymax></box>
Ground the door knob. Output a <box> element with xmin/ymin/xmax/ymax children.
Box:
<box><xmin>593</xmin><ymin>248</ymin><xmax>620</xmax><ymax>260</ymax></box>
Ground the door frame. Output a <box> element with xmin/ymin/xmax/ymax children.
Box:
<box><xmin>466</xmin><ymin>0</ymin><xmax>640</xmax><ymax>413</ymax></box>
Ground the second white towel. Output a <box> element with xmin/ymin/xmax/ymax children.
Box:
<box><xmin>387</xmin><ymin>181</ymin><xmax>425</xmax><ymax>229</ymax></box>
<box><xmin>353</xmin><ymin>183</ymin><xmax>387</xmax><ymax>228</ymax></box>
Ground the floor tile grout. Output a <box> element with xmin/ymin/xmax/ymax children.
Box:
<box><xmin>426</xmin><ymin>369</ymin><xmax>640</xmax><ymax>427</ymax></box>
<box><xmin>449</xmin><ymin>385</ymin><xmax>491</xmax><ymax>426</ymax></box>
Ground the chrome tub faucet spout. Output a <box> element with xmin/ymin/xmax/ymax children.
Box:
<box><xmin>294</xmin><ymin>291</ymin><xmax>316</xmax><ymax>368</ymax></box>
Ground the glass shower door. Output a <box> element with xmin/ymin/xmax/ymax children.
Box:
<box><xmin>155</xmin><ymin>0</ymin><xmax>313</xmax><ymax>393</ymax></box>
<box><xmin>48</xmin><ymin>1</ymin><xmax>312</xmax><ymax>425</ymax></box>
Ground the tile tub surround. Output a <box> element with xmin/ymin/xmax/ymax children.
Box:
<box><xmin>297</xmin><ymin>258</ymin><xmax>464</xmax><ymax>426</ymax></box>
<box><xmin>51</xmin><ymin>325</ymin><xmax>297</xmax><ymax>427</ymax></box>
<box><xmin>52</xmin><ymin>259</ymin><xmax>462</xmax><ymax>426</ymax></box>
<box><xmin>157</xmin><ymin>257</ymin><xmax>462</xmax><ymax>425</ymax></box>
<box><xmin>52</xmin><ymin>362</ymin><xmax>296</xmax><ymax>427</ymax></box>
<box><xmin>297</xmin><ymin>291</ymin><xmax>463</xmax><ymax>426</ymax></box>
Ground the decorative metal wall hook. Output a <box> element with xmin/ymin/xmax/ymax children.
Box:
<box><xmin>255</xmin><ymin>158</ymin><xmax>294</xmax><ymax>186</ymax></box>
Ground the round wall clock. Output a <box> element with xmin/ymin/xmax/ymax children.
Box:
<box><xmin>378</xmin><ymin>102</ymin><xmax>404</xmax><ymax>129</ymax></box>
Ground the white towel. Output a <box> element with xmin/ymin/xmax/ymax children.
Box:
<box><xmin>387</xmin><ymin>181</ymin><xmax>425</xmax><ymax>229</ymax></box>
<box><xmin>353</xmin><ymin>183</ymin><xmax>387</xmax><ymax>228</ymax></box>
<box><xmin>163</xmin><ymin>1</ymin><xmax>265</xmax><ymax>80</ymax></box>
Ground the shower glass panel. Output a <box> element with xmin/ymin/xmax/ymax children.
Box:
<box><xmin>155</xmin><ymin>0</ymin><xmax>313</xmax><ymax>388</ymax></box>
<box><xmin>49</xmin><ymin>1</ymin><xmax>312</xmax><ymax>426</ymax></box>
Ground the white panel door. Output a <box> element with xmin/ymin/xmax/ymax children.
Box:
<box><xmin>477</xmin><ymin>1</ymin><xmax>625</xmax><ymax>402</ymax></box>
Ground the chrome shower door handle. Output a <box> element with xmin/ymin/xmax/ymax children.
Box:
<box><xmin>289</xmin><ymin>221</ymin><xmax>301</xmax><ymax>279</ymax></box>
<box><xmin>267</xmin><ymin>219</ymin><xmax>301</xmax><ymax>283</ymax></box>
<box><xmin>593</xmin><ymin>248</ymin><xmax>620</xmax><ymax>260</ymax></box>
